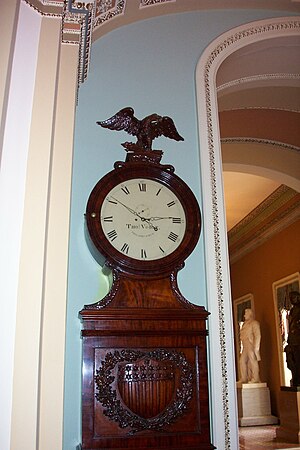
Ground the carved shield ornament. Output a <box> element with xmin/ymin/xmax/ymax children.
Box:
<box><xmin>95</xmin><ymin>349</ymin><xmax>194</xmax><ymax>433</ymax></box>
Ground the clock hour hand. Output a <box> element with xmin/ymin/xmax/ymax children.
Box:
<box><xmin>139</xmin><ymin>217</ymin><xmax>158</xmax><ymax>231</ymax></box>
<box><xmin>148</xmin><ymin>216</ymin><xmax>175</xmax><ymax>220</ymax></box>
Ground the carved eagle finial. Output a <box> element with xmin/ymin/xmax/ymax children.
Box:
<box><xmin>97</xmin><ymin>107</ymin><xmax>184</xmax><ymax>151</ymax></box>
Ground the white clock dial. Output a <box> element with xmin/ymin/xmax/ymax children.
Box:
<box><xmin>100</xmin><ymin>178</ymin><xmax>186</xmax><ymax>261</ymax></box>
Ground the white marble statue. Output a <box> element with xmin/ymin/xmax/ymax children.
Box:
<box><xmin>238</xmin><ymin>308</ymin><xmax>261</xmax><ymax>384</ymax></box>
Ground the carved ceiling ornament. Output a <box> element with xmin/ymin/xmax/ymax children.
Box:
<box><xmin>23</xmin><ymin>0</ymin><xmax>179</xmax><ymax>88</ymax></box>
<box><xmin>140</xmin><ymin>0</ymin><xmax>176</xmax><ymax>7</ymax></box>
<box><xmin>95</xmin><ymin>348</ymin><xmax>194</xmax><ymax>433</ymax></box>
<box><xmin>22</xmin><ymin>0</ymin><xmax>169</xmax><ymax>88</ymax></box>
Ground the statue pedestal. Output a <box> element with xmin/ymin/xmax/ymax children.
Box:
<box><xmin>276</xmin><ymin>386</ymin><xmax>300</xmax><ymax>443</ymax></box>
<box><xmin>237</xmin><ymin>382</ymin><xmax>278</xmax><ymax>426</ymax></box>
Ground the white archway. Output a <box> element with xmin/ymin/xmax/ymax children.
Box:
<box><xmin>196</xmin><ymin>16</ymin><xmax>300</xmax><ymax>450</ymax></box>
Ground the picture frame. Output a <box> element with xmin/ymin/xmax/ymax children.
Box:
<box><xmin>233</xmin><ymin>293</ymin><xmax>254</xmax><ymax>380</ymax></box>
<box><xmin>273</xmin><ymin>272</ymin><xmax>300</xmax><ymax>386</ymax></box>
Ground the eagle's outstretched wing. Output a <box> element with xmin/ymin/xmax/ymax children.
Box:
<box><xmin>97</xmin><ymin>107</ymin><xmax>140</xmax><ymax>137</ymax></box>
<box><xmin>150</xmin><ymin>116</ymin><xmax>184</xmax><ymax>142</ymax></box>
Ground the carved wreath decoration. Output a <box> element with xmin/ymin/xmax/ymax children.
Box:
<box><xmin>95</xmin><ymin>348</ymin><xmax>194</xmax><ymax>433</ymax></box>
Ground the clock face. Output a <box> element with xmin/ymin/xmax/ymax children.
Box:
<box><xmin>100</xmin><ymin>178</ymin><xmax>186</xmax><ymax>261</ymax></box>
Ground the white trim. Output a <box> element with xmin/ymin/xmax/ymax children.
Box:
<box><xmin>217</xmin><ymin>73</ymin><xmax>300</xmax><ymax>93</ymax></box>
<box><xmin>196</xmin><ymin>16</ymin><xmax>300</xmax><ymax>450</ymax></box>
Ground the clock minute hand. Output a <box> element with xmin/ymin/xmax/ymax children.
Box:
<box><xmin>111</xmin><ymin>196</ymin><xmax>158</xmax><ymax>231</ymax></box>
<box><xmin>110</xmin><ymin>196</ymin><xmax>138</xmax><ymax>216</ymax></box>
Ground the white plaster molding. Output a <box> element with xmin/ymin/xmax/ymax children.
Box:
<box><xmin>217</xmin><ymin>73</ymin><xmax>300</xmax><ymax>92</ymax></box>
<box><xmin>221</xmin><ymin>137</ymin><xmax>300</xmax><ymax>152</ymax></box>
<box><xmin>196</xmin><ymin>16</ymin><xmax>300</xmax><ymax>450</ymax></box>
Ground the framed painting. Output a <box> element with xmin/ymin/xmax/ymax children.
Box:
<box><xmin>273</xmin><ymin>272</ymin><xmax>300</xmax><ymax>386</ymax></box>
<box><xmin>233</xmin><ymin>293</ymin><xmax>254</xmax><ymax>380</ymax></box>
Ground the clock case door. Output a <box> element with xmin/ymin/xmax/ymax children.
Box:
<box><xmin>80</xmin><ymin>153</ymin><xmax>215</xmax><ymax>449</ymax></box>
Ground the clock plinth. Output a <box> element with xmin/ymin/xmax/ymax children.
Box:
<box><xmin>80</xmin><ymin>143</ymin><xmax>214</xmax><ymax>449</ymax></box>
<box><xmin>79</xmin><ymin>279</ymin><xmax>214</xmax><ymax>450</ymax></box>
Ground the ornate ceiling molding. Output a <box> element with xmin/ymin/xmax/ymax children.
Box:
<box><xmin>140</xmin><ymin>0</ymin><xmax>175</xmax><ymax>7</ymax></box>
<box><xmin>93</xmin><ymin>0</ymin><xmax>125</xmax><ymax>29</ymax></box>
<box><xmin>228</xmin><ymin>185</ymin><xmax>300</xmax><ymax>263</ymax></box>
<box><xmin>24</xmin><ymin>1</ymin><xmax>300</xmax><ymax>90</ymax></box>
<box><xmin>217</xmin><ymin>73</ymin><xmax>300</xmax><ymax>92</ymax></box>
<box><xmin>24</xmin><ymin>0</ymin><xmax>95</xmax><ymax>85</ymax></box>
<box><xmin>23</xmin><ymin>0</ymin><xmax>176</xmax><ymax>88</ymax></box>
<box><xmin>221</xmin><ymin>137</ymin><xmax>300</xmax><ymax>152</ymax></box>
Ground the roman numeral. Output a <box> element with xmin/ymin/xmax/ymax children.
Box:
<box><xmin>103</xmin><ymin>216</ymin><xmax>113</xmax><ymax>222</ymax></box>
<box><xmin>121</xmin><ymin>186</ymin><xmax>130</xmax><ymax>195</ymax></box>
<box><xmin>172</xmin><ymin>217</ymin><xmax>182</xmax><ymax>224</ymax></box>
<box><xmin>159</xmin><ymin>246</ymin><xmax>165</xmax><ymax>254</ymax></box>
<box><xmin>120</xmin><ymin>243</ymin><xmax>129</xmax><ymax>254</ymax></box>
<box><xmin>156</xmin><ymin>188</ymin><xmax>162</xmax><ymax>196</ymax></box>
<box><xmin>167</xmin><ymin>200</ymin><xmax>176</xmax><ymax>207</ymax></box>
<box><xmin>107</xmin><ymin>229</ymin><xmax>118</xmax><ymax>241</ymax></box>
<box><xmin>108</xmin><ymin>199</ymin><xmax>117</xmax><ymax>204</ymax></box>
<box><xmin>139</xmin><ymin>183</ymin><xmax>146</xmax><ymax>192</ymax></box>
<box><xmin>141</xmin><ymin>249</ymin><xmax>147</xmax><ymax>259</ymax></box>
<box><xmin>168</xmin><ymin>232</ymin><xmax>178</xmax><ymax>242</ymax></box>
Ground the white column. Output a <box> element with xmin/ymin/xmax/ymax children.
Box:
<box><xmin>38</xmin><ymin>41</ymin><xmax>78</xmax><ymax>450</ymax></box>
<box><xmin>0</xmin><ymin>2</ymin><xmax>41</xmax><ymax>449</ymax></box>
<box><xmin>8</xmin><ymin>8</ymin><xmax>78</xmax><ymax>449</ymax></box>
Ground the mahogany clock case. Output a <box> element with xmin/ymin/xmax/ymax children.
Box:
<box><xmin>80</xmin><ymin>154</ymin><xmax>214</xmax><ymax>450</ymax></box>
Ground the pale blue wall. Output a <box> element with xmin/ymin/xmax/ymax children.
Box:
<box><xmin>63</xmin><ymin>9</ymin><xmax>292</xmax><ymax>448</ymax></box>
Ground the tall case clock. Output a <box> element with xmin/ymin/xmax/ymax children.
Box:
<box><xmin>79</xmin><ymin>108</ymin><xmax>215</xmax><ymax>450</ymax></box>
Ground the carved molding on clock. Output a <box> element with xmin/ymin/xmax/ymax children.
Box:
<box><xmin>170</xmin><ymin>268</ymin><xmax>200</xmax><ymax>309</ymax></box>
<box><xmin>84</xmin><ymin>267</ymin><xmax>120</xmax><ymax>309</ymax></box>
<box><xmin>199</xmin><ymin>18</ymin><xmax>300</xmax><ymax>450</ymax></box>
<box><xmin>95</xmin><ymin>349</ymin><xmax>194</xmax><ymax>433</ymax></box>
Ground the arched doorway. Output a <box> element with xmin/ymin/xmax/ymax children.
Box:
<box><xmin>196</xmin><ymin>16</ymin><xmax>300</xmax><ymax>450</ymax></box>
